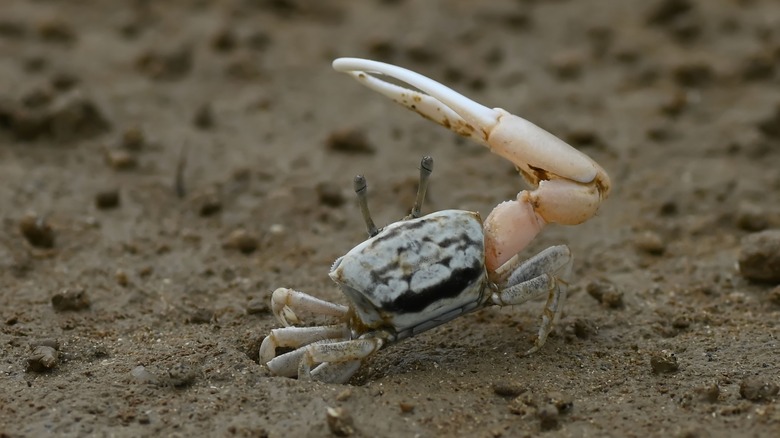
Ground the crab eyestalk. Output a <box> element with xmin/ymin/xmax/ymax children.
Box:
<box><xmin>353</xmin><ymin>174</ymin><xmax>378</xmax><ymax>237</ymax></box>
<box><xmin>410</xmin><ymin>155</ymin><xmax>434</xmax><ymax>219</ymax></box>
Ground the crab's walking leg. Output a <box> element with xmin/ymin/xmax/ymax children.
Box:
<box><xmin>490</xmin><ymin>245</ymin><xmax>572</xmax><ymax>354</ymax></box>
<box><xmin>259</xmin><ymin>325</ymin><xmax>351</xmax><ymax>364</ymax></box>
<box><xmin>310</xmin><ymin>360</ymin><xmax>362</xmax><ymax>384</ymax></box>
<box><xmin>298</xmin><ymin>337</ymin><xmax>385</xmax><ymax>382</ymax></box>
<box><xmin>270</xmin><ymin>288</ymin><xmax>349</xmax><ymax>326</ymax></box>
<box><xmin>333</xmin><ymin>58</ymin><xmax>611</xmax><ymax>272</ymax></box>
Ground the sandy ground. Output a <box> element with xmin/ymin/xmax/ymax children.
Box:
<box><xmin>1</xmin><ymin>0</ymin><xmax>779</xmax><ymax>436</ymax></box>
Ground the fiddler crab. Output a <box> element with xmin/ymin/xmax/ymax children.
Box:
<box><xmin>259</xmin><ymin>58</ymin><xmax>611</xmax><ymax>383</ymax></box>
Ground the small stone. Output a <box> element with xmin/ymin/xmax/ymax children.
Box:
<box><xmin>634</xmin><ymin>230</ymin><xmax>666</xmax><ymax>255</ymax></box>
<box><xmin>544</xmin><ymin>391</ymin><xmax>573</xmax><ymax>414</ymax></box>
<box><xmin>694</xmin><ymin>383</ymin><xmax>720</xmax><ymax>403</ymax></box>
<box><xmin>564</xmin><ymin>318</ymin><xmax>597</xmax><ymax>340</ymax></box>
<box><xmin>192</xmin><ymin>190</ymin><xmax>222</xmax><ymax>217</ymax></box>
<box><xmin>769</xmin><ymin>286</ymin><xmax>780</xmax><ymax>306</ymax></box>
<box><xmin>37</xmin><ymin>18</ymin><xmax>76</xmax><ymax>44</ymax></box>
<box><xmin>325</xmin><ymin>128</ymin><xmax>374</xmax><ymax>154</ymax></box>
<box><xmin>399</xmin><ymin>402</ymin><xmax>415</xmax><ymax>413</ymax></box>
<box><xmin>493</xmin><ymin>381</ymin><xmax>526</xmax><ymax>398</ymax></box>
<box><xmin>193</xmin><ymin>103</ymin><xmax>214</xmax><ymax>129</ymax></box>
<box><xmin>738</xmin><ymin>230</ymin><xmax>780</xmax><ymax>282</ymax></box>
<box><xmin>735</xmin><ymin>204</ymin><xmax>769</xmax><ymax>232</ymax></box>
<box><xmin>586</xmin><ymin>280</ymin><xmax>624</xmax><ymax>308</ymax></box>
<box><xmin>739</xmin><ymin>378</ymin><xmax>779</xmax><ymax>402</ymax></box>
<box><xmin>223</xmin><ymin>229</ymin><xmax>259</xmax><ymax>254</ymax></box>
<box><xmin>26</xmin><ymin>345</ymin><xmax>58</xmax><ymax>372</ymax></box>
<box><xmin>95</xmin><ymin>189</ymin><xmax>120</xmax><ymax>209</ymax></box>
<box><xmin>671</xmin><ymin>61</ymin><xmax>713</xmax><ymax>88</ymax></box>
<box><xmin>29</xmin><ymin>338</ymin><xmax>60</xmax><ymax>350</ymax></box>
<box><xmin>50</xmin><ymin>71</ymin><xmax>79</xmax><ymax>91</ymax></box>
<box><xmin>51</xmin><ymin>288</ymin><xmax>90</xmax><ymax>311</ymax></box>
<box><xmin>19</xmin><ymin>213</ymin><xmax>55</xmax><ymax>248</ymax></box>
<box><xmin>326</xmin><ymin>407</ymin><xmax>355</xmax><ymax>437</ymax></box>
<box><xmin>646</xmin><ymin>0</ymin><xmax>693</xmax><ymax>26</ymax></box>
<box><xmin>335</xmin><ymin>388</ymin><xmax>352</xmax><ymax>401</ymax></box>
<box><xmin>650</xmin><ymin>350</ymin><xmax>679</xmax><ymax>374</ymax></box>
<box><xmin>115</xmin><ymin>269</ymin><xmax>129</xmax><ymax>286</ymax></box>
<box><xmin>163</xmin><ymin>362</ymin><xmax>198</xmax><ymax>387</ymax></box>
<box><xmin>537</xmin><ymin>404</ymin><xmax>560</xmax><ymax>431</ymax></box>
<box><xmin>48</xmin><ymin>91</ymin><xmax>111</xmax><ymax>142</ymax></box>
<box><xmin>246</xmin><ymin>297</ymin><xmax>269</xmax><ymax>315</ymax></box>
<box><xmin>757</xmin><ymin>104</ymin><xmax>780</xmax><ymax>139</ymax></box>
<box><xmin>136</xmin><ymin>46</ymin><xmax>193</xmax><ymax>81</ymax></box>
<box><xmin>548</xmin><ymin>50</ymin><xmax>585</xmax><ymax>80</ymax></box>
<box><xmin>211</xmin><ymin>28</ymin><xmax>237</xmax><ymax>53</ymax></box>
<box><xmin>121</xmin><ymin>126</ymin><xmax>145</xmax><ymax>150</ymax></box>
<box><xmin>105</xmin><ymin>149</ymin><xmax>137</xmax><ymax>170</ymax></box>
<box><xmin>187</xmin><ymin>308</ymin><xmax>213</xmax><ymax>324</ymax></box>
<box><xmin>316</xmin><ymin>181</ymin><xmax>345</xmax><ymax>207</ymax></box>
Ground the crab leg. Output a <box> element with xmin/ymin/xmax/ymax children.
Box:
<box><xmin>333</xmin><ymin>58</ymin><xmax>611</xmax><ymax>272</ymax></box>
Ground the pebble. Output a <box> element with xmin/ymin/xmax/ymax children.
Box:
<box><xmin>135</xmin><ymin>46</ymin><xmax>193</xmax><ymax>81</ymax></box>
<box><xmin>586</xmin><ymin>280</ymin><xmax>624</xmax><ymax>308</ymax></box>
<box><xmin>95</xmin><ymin>189</ymin><xmax>120</xmax><ymax>209</ymax></box>
<box><xmin>326</xmin><ymin>407</ymin><xmax>355</xmax><ymax>437</ymax></box>
<box><xmin>222</xmin><ymin>229</ymin><xmax>259</xmax><ymax>254</ymax></box>
<box><xmin>738</xmin><ymin>230</ymin><xmax>780</xmax><ymax>282</ymax></box>
<box><xmin>650</xmin><ymin>350</ymin><xmax>679</xmax><ymax>374</ymax></box>
<box><xmin>325</xmin><ymin>128</ymin><xmax>374</xmax><ymax>154</ymax></box>
<box><xmin>105</xmin><ymin>149</ymin><xmax>137</xmax><ymax>170</ymax></box>
<box><xmin>19</xmin><ymin>213</ymin><xmax>55</xmax><ymax>248</ymax></box>
<box><xmin>193</xmin><ymin>103</ymin><xmax>214</xmax><ymax>129</ymax></box>
<box><xmin>735</xmin><ymin>204</ymin><xmax>769</xmax><ymax>232</ymax></box>
<box><xmin>493</xmin><ymin>381</ymin><xmax>526</xmax><ymax>398</ymax></box>
<box><xmin>634</xmin><ymin>230</ymin><xmax>666</xmax><ymax>255</ymax></box>
<box><xmin>316</xmin><ymin>181</ymin><xmax>345</xmax><ymax>207</ymax></box>
<box><xmin>48</xmin><ymin>91</ymin><xmax>111</xmax><ymax>141</ymax></box>
<box><xmin>246</xmin><ymin>297</ymin><xmax>269</xmax><ymax>315</ymax></box>
<box><xmin>51</xmin><ymin>287</ymin><xmax>90</xmax><ymax>311</ymax></box>
<box><xmin>120</xmin><ymin>126</ymin><xmax>145</xmax><ymax>150</ymax></box>
<box><xmin>399</xmin><ymin>402</ymin><xmax>415</xmax><ymax>414</ymax></box>
<box><xmin>739</xmin><ymin>378</ymin><xmax>779</xmax><ymax>402</ymax></box>
<box><xmin>693</xmin><ymin>383</ymin><xmax>720</xmax><ymax>403</ymax></box>
<box><xmin>26</xmin><ymin>345</ymin><xmax>59</xmax><ymax>372</ymax></box>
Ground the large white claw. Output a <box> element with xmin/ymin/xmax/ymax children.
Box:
<box><xmin>332</xmin><ymin>57</ymin><xmax>606</xmax><ymax>186</ymax></box>
<box><xmin>333</xmin><ymin>57</ymin><xmax>611</xmax><ymax>272</ymax></box>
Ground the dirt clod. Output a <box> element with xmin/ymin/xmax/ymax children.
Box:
<box><xmin>136</xmin><ymin>46</ymin><xmax>193</xmax><ymax>81</ymax></box>
<box><xmin>193</xmin><ymin>103</ymin><xmax>214</xmax><ymax>129</ymax></box>
<box><xmin>246</xmin><ymin>297</ymin><xmax>269</xmax><ymax>315</ymax></box>
<box><xmin>399</xmin><ymin>402</ymin><xmax>415</xmax><ymax>414</ymax></box>
<box><xmin>326</xmin><ymin>129</ymin><xmax>374</xmax><ymax>154</ymax></box>
<box><xmin>326</xmin><ymin>407</ymin><xmax>355</xmax><ymax>437</ymax></box>
<box><xmin>634</xmin><ymin>230</ymin><xmax>666</xmax><ymax>255</ymax></box>
<box><xmin>650</xmin><ymin>350</ymin><xmax>679</xmax><ymax>374</ymax></box>
<box><xmin>493</xmin><ymin>381</ymin><xmax>526</xmax><ymax>398</ymax></box>
<box><xmin>51</xmin><ymin>288</ymin><xmax>90</xmax><ymax>311</ymax></box>
<box><xmin>223</xmin><ymin>229</ymin><xmax>259</xmax><ymax>254</ymax></box>
<box><xmin>586</xmin><ymin>280</ymin><xmax>624</xmax><ymax>308</ymax></box>
<box><xmin>316</xmin><ymin>181</ymin><xmax>345</xmax><ymax>207</ymax></box>
<box><xmin>19</xmin><ymin>213</ymin><xmax>55</xmax><ymax>249</ymax></box>
<box><xmin>26</xmin><ymin>345</ymin><xmax>59</xmax><ymax>372</ymax></box>
<box><xmin>48</xmin><ymin>91</ymin><xmax>111</xmax><ymax>141</ymax></box>
<box><xmin>738</xmin><ymin>230</ymin><xmax>780</xmax><ymax>283</ymax></box>
<box><xmin>95</xmin><ymin>189</ymin><xmax>120</xmax><ymax>209</ymax></box>
<box><xmin>105</xmin><ymin>149</ymin><xmax>137</xmax><ymax>170</ymax></box>
<box><xmin>694</xmin><ymin>383</ymin><xmax>720</xmax><ymax>403</ymax></box>
<box><xmin>739</xmin><ymin>378</ymin><xmax>779</xmax><ymax>402</ymax></box>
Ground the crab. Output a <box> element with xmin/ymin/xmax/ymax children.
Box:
<box><xmin>259</xmin><ymin>58</ymin><xmax>611</xmax><ymax>383</ymax></box>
